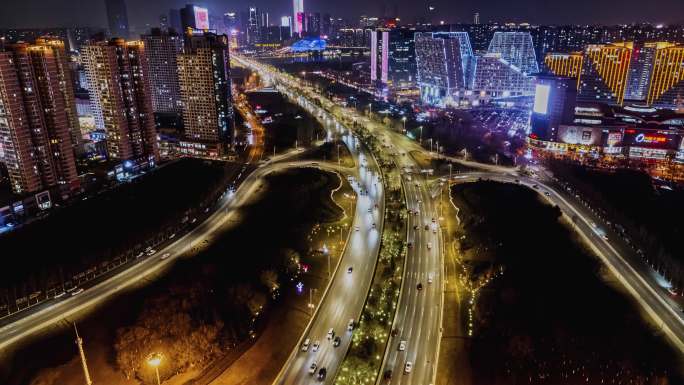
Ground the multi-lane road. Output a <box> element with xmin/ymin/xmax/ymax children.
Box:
<box><xmin>379</xmin><ymin>137</ymin><xmax>443</xmax><ymax>385</ymax></box>
<box><xmin>264</xmin><ymin>69</ymin><xmax>387</xmax><ymax>385</ymax></box>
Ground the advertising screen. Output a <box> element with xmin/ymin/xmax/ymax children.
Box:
<box><xmin>623</xmin><ymin>129</ymin><xmax>679</xmax><ymax>149</ymax></box>
<box><xmin>194</xmin><ymin>6</ymin><xmax>209</xmax><ymax>30</ymax></box>
<box><xmin>533</xmin><ymin>84</ymin><xmax>550</xmax><ymax>115</ymax></box>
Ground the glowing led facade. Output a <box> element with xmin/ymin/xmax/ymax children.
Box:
<box><xmin>544</xmin><ymin>52</ymin><xmax>583</xmax><ymax>87</ymax></box>
<box><xmin>647</xmin><ymin>44</ymin><xmax>684</xmax><ymax>109</ymax></box>
<box><xmin>579</xmin><ymin>43</ymin><xmax>632</xmax><ymax>105</ymax></box>
<box><xmin>370</xmin><ymin>29</ymin><xmax>389</xmax><ymax>85</ymax></box>
<box><xmin>487</xmin><ymin>32</ymin><xmax>539</xmax><ymax>75</ymax></box>
<box><xmin>415</xmin><ymin>32</ymin><xmax>474</xmax><ymax>106</ymax></box>
<box><xmin>472</xmin><ymin>53</ymin><xmax>536</xmax><ymax>98</ymax></box>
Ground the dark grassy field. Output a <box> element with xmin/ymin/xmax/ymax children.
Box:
<box><xmin>452</xmin><ymin>180</ymin><xmax>683</xmax><ymax>385</ymax></box>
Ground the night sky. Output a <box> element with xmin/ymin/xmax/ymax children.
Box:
<box><xmin>1</xmin><ymin>0</ymin><xmax>683</xmax><ymax>31</ymax></box>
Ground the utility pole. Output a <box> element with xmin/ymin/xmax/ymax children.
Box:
<box><xmin>74</xmin><ymin>323</ymin><xmax>93</xmax><ymax>385</ymax></box>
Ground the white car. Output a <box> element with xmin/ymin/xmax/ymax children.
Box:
<box><xmin>404</xmin><ymin>361</ymin><xmax>413</xmax><ymax>373</ymax></box>
<box><xmin>302</xmin><ymin>338</ymin><xmax>310</xmax><ymax>352</ymax></box>
<box><xmin>160</xmin><ymin>252</ymin><xmax>171</xmax><ymax>260</ymax></box>
<box><xmin>427</xmin><ymin>242</ymin><xmax>432</xmax><ymax>250</ymax></box>
<box><xmin>327</xmin><ymin>328</ymin><xmax>335</xmax><ymax>340</ymax></box>
<box><xmin>71</xmin><ymin>288</ymin><xmax>84</xmax><ymax>296</ymax></box>
<box><xmin>308</xmin><ymin>361</ymin><xmax>317</xmax><ymax>375</ymax></box>
<box><xmin>398</xmin><ymin>340</ymin><xmax>407</xmax><ymax>351</ymax></box>
<box><xmin>312</xmin><ymin>341</ymin><xmax>320</xmax><ymax>352</ymax></box>
<box><xmin>428</xmin><ymin>274</ymin><xmax>433</xmax><ymax>284</ymax></box>
<box><xmin>347</xmin><ymin>319</ymin><xmax>355</xmax><ymax>331</ymax></box>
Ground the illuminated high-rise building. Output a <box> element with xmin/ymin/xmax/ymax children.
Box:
<box><xmin>35</xmin><ymin>37</ymin><xmax>83</xmax><ymax>151</ymax></box>
<box><xmin>0</xmin><ymin>42</ymin><xmax>79</xmax><ymax>194</ymax></box>
<box><xmin>141</xmin><ymin>29</ymin><xmax>184</xmax><ymax>116</ymax></box>
<box><xmin>487</xmin><ymin>32</ymin><xmax>539</xmax><ymax>75</ymax></box>
<box><xmin>370</xmin><ymin>29</ymin><xmax>389</xmax><ymax>86</ymax></box>
<box><xmin>293</xmin><ymin>0</ymin><xmax>304</xmax><ymax>35</ymax></box>
<box><xmin>82</xmin><ymin>39</ymin><xmax>158</xmax><ymax>162</ymax></box>
<box><xmin>472</xmin><ymin>53</ymin><xmax>536</xmax><ymax>98</ymax></box>
<box><xmin>646</xmin><ymin>44</ymin><xmax>684</xmax><ymax>109</ymax></box>
<box><xmin>415</xmin><ymin>32</ymin><xmax>475</xmax><ymax>106</ymax></box>
<box><xmin>625</xmin><ymin>42</ymin><xmax>660</xmax><ymax>101</ymax></box>
<box><xmin>177</xmin><ymin>31</ymin><xmax>232</xmax><ymax>155</ymax></box>
<box><xmin>544</xmin><ymin>52</ymin><xmax>583</xmax><ymax>86</ymax></box>
<box><xmin>105</xmin><ymin>0</ymin><xmax>129</xmax><ymax>38</ymax></box>
<box><xmin>578</xmin><ymin>43</ymin><xmax>632</xmax><ymax>105</ymax></box>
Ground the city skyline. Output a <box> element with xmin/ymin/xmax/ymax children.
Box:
<box><xmin>1</xmin><ymin>0</ymin><xmax>684</xmax><ymax>31</ymax></box>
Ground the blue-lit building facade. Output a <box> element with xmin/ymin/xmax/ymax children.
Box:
<box><xmin>415</xmin><ymin>32</ymin><xmax>475</xmax><ymax>106</ymax></box>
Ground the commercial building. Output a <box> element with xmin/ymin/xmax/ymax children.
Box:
<box><xmin>529</xmin><ymin>75</ymin><xmax>578</xmax><ymax>142</ymax></box>
<box><xmin>544</xmin><ymin>42</ymin><xmax>684</xmax><ymax>110</ymax></box>
<box><xmin>0</xmin><ymin>42</ymin><xmax>80</xmax><ymax>194</ymax></box>
<box><xmin>177</xmin><ymin>31</ymin><xmax>232</xmax><ymax>157</ymax></box>
<box><xmin>472</xmin><ymin>53</ymin><xmax>536</xmax><ymax>99</ymax></box>
<box><xmin>487</xmin><ymin>32</ymin><xmax>539</xmax><ymax>75</ymax></box>
<box><xmin>141</xmin><ymin>29</ymin><xmax>184</xmax><ymax>117</ymax></box>
<box><xmin>415</xmin><ymin>32</ymin><xmax>475</xmax><ymax>106</ymax></box>
<box><xmin>529</xmin><ymin>75</ymin><xmax>684</xmax><ymax>167</ymax></box>
<box><xmin>105</xmin><ymin>0</ymin><xmax>129</xmax><ymax>38</ymax></box>
<box><xmin>81</xmin><ymin>39</ymin><xmax>159</xmax><ymax>163</ymax></box>
<box><xmin>646</xmin><ymin>44</ymin><xmax>684</xmax><ymax>109</ymax></box>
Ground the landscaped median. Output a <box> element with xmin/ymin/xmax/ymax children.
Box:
<box><xmin>335</xmin><ymin>126</ymin><xmax>408</xmax><ymax>385</ymax></box>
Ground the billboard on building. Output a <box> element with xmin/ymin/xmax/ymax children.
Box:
<box><xmin>194</xmin><ymin>6</ymin><xmax>209</xmax><ymax>30</ymax></box>
<box><xmin>558</xmin><ymin>125</ymin><xmax>602</xmax><ymax>146</ymax></box>
<box><xmin>533</xmin><ymin>84</ymin><xmax>550</xmax><ymax>115</ymax></box>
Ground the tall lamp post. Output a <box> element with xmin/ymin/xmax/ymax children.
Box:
<box><xmin>147</xmin><ymin>353</ymin><xmax>163</xmax><ymax>385</ymax></box>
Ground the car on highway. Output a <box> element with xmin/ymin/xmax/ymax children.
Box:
<box><xmin>135</xmin><ymin>252</ymin><xmax>144</xmax><ymax>259</ymax></box>
<box><xmin>312</xmin><ymin>340</ymin><xmax>320</xmax><ymax>352</ymax></box>
<box><xmin>160</xmin><ymin>253</ymin><xmax>171</xmax><ymax>260</ymax></box>
<box><xmin>544</xmin><ymin>191</ymin><xmax>551</xmax><ymax>196</ymax></box>
<box><xmin>398</xmin><ymin>340</ymin><xmax>406</xmax><ymax>351</ymax></box>
<box><xmin>317</xmin><ymin>367</ymin><xmax>327</xmax><ymax>381</ymax></box>
<box><xmin>327</xmin><ymin>328</ymin><xmax>335</xmax><ymax>340</ymax></box>
<box><xmin>308</xmin><ymin>361</ymin><xmax>317</xmax><ymax>375</ymax></box>
<box><xmin>347</xmin><ymin>319</ymin><xmax>355</xmax><ymax>331</ymax></box>
<box><xmin>355</xmin><ymin>226</ymin><xmax>360</xmax><ymax>232</ymax></box>
<box><xmin>428</xmin><ymin>273</ymin><xmax>433</xmax><ymax>284</ymax></box>
<box><xmin>302</xmin><ymin>338</ymin><xmax>310</xmax><ymax>352</ymax></box>
<box><xmin>333</xmin><ymin>336</ymin><xmax>341</xmax><ymax>347</ymax></box>
<box><xmin>424</xmin><ymin>224</ymin><xmax>429</xmax><ymax>230</ymax></box>
<box><xmin>427</xmin><ymin>242</ymin><xmax>432</xmax><ymax>250</ymax></box>
<box><xmin>407</xmin><ymin>242</ymin><xmax>413</xmax><ymax>248</ymax></box>
<box><xmin>404</xmin><ymin>361</ymin><xmax>413</xmax><ymax>373</ymax></box>
<box><xmin>146</xmin><ymin>248</ymin><xmax>156</xmax><ymax>256</ymax></box>
<box><xmin>71</xmin><ymin>288</ymin><xmax>84</xmax><ymax>296</ymax></box>
<box><xmin>347</xmin><ymin>266</ymin><xmax>353</xmax><ymax>274</ymax></box>
<box><xmin>417</xmin><ymin>283</ymin><xmax>423</xmax><ymax>290</ymax></box>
